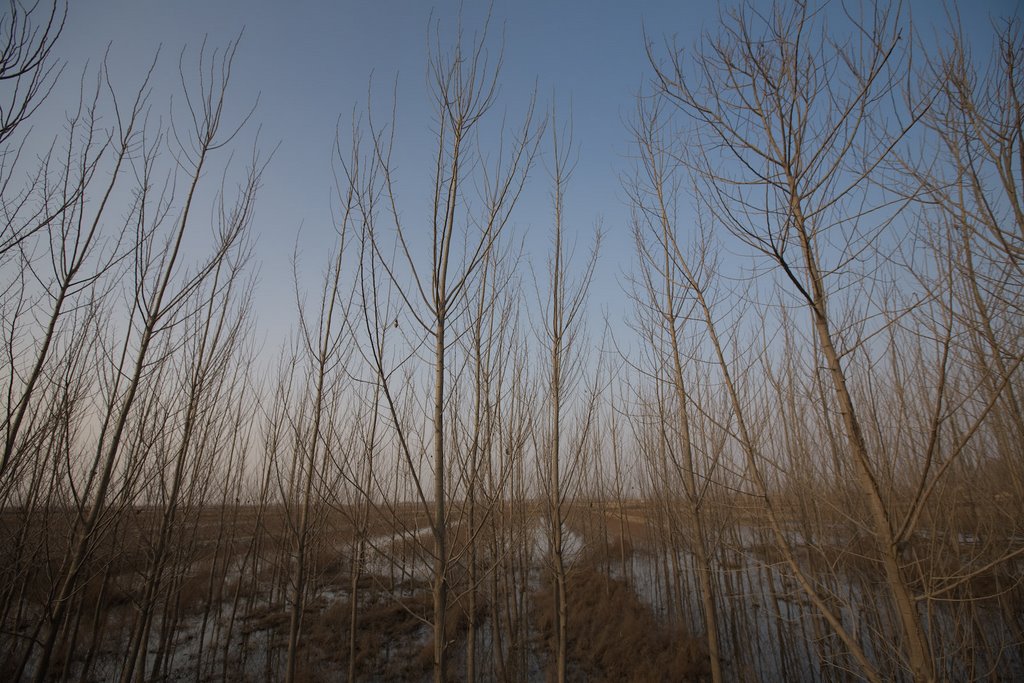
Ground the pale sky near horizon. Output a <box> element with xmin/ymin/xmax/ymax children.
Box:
<box><xmin>26</xmin><ymin>0</ymin><xmax>1023</xmax><ymax>356</ymax></box>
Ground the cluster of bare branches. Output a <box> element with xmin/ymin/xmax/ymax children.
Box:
<box><xmin>0</xmin><ymin>1</ymin><xmax>1021</xmax><ymax>682</ymax></box>
<box><xmin>632</xmin><ymin>1</ymin><xmax>1024</xmax><ymax>680</ymax></box>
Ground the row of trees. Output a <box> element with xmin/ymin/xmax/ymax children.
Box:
<box><xmin>1</xmin><ymin>1</ymin><xmax>1021</xmax><ymax>681</ymax></box>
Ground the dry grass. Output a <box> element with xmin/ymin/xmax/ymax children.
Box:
<box><xmin>533</xmin><ymin>565</ymin><xmax>710</xmax><ymax>681</ymax></box>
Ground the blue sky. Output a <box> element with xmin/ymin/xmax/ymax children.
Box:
<box><xmin>38</xmin><ymin>0</ymin><xmax>1022</xmax><ymax>352</ymax></box>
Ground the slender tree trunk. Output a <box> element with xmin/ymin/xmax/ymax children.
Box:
<box><xmin>793</xmin><ymin>200</ymin><xmax>935</xmax><ymax>682</ymax></box>
<box><xmin>667</xmin><ymin>319</ymin><xmax>722</xmax><ymax>682</ymax></box>
<box><xmin>432</xmin><ymin>318</ymin><xmax>448</xmax><ymax>683</ymax></box>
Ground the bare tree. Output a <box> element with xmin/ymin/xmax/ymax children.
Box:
<box><xmin>538</xmin><ymin>112</ymin><xmax>599</xmax><ymax>683</ymax></box>
<box><xmin>911</xmin><ymin>16</ymin><xmax>1024</xmax><ymax>494</ymax></box>
<box><xmin>650</xmin><ymin>1</ymin><xmax>938</xmax><ymax>679</ymax></box>
<box><xmin>357</xmin><ymin>16</ymin><xmax>541</xmax><ymax>680</ymax></box>
<box><xmin>280</xmin><ymin>134</ymin><xmax>357</xmax><ymax>683</ymax></box>
<box><xmin>628</xmin><ymin>94</ymin><xmax>723</xmax><ymax>683</ymax></box>
<box><xmin>23</xmin><ymin>39</ymin><xmax>261</xmax><ymax>681</ymax></box>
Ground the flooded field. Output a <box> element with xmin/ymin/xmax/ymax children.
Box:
<box><xmin>4</xmin><ymin>502</ymin><xmax>1021</xmax><ymax>682</ymax></box>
